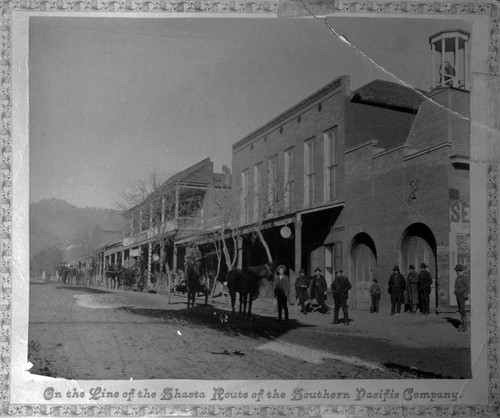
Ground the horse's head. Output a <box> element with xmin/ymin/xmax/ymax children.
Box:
<box><xmin>264</xmin><ymin>262</ymin><xmax>276</xmax><ymax>279</ymax></box>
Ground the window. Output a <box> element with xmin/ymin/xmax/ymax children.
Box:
<box><xmin>284</xmin><ymin>147</ymin><xmax>295</xmax><ymax>212</ymax></box>
<box><xmin>240</xmin><ymin>169</ymin><xmax>249</xmax><ymax>224</ymax></box>
<box><xmin>304</xmin><ymin>138</ymin><xmax>315</xmax><ymax>207</ymax></box>
<box><xmin>324</xmin><ymin>128</ymin><xmax>338</xmax><ymax>201</ymax></box>
<box><xmin>267</xmin><ymin>155</ymin><xmax>278</xmax><ymax>217</ymax></box>
<box><xmin>131</xmin><ymin>218</ymin><xmax>138</xmax><ymax>235</ymax></box>
<box><xmin>253</xmin><ymin>163</ymin><xmax>262</xmax><ymax>221</ymax></box>
<box><xmin>139</xmin><ymin>210</ymin><xmax>146</xmax><ymax>232</ymax></box>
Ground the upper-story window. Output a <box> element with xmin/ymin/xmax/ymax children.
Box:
<box><xmin>150</xmin><ymin>199</ymin><xmax>163</xmax><ymax>229</ymax></box>
<box><xmin>130</xmin><ymin>217</ymin><xmax>138</xmax><ymax>235</ymax></box>
<box><xmin>139</xmin><ymin>210</ymin><xmax>146</xmax><ymax>232</ymax></box>
<box><xmin>324</xmin><ymin>127</ymin><xmax>338</xmax><ymax>201</ymax></box>
<box><xmin>284</xmin><ymin>147</ymin><xmax>295</xmax><ymax>212</ymax></box>
<box><xmin>304</xmin><ymin>137</ymin><xmax>315</xmax><ymax>207</ymax></box>
<box><xmin>267</xmin><ymin>154</ymin><xmax>278</xmax><ymax>217</ymax></box>
<box><xmin>241</xmin><ymin>169</ymin><xmax>249</xmax><ymax>224</ymax></box>
<box><xmin>253</xmin><ymin>163</ymin><xmax>262</xmax><ymax>222</ymax></box>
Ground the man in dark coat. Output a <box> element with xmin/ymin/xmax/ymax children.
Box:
<box><xmin>418</xmin><ymin>263</ymin><xmax>433</xmax><ymax>315</ymax></box>
<box><xmin>406</xmin><ymin>265</ymin><xmax>419</xmax><ymax>314</ymax></box>
<box><xmin>294</xmin><ymin>268</ymin><xmax>310</xmax><ymax>315</ymax></box>
<box><xmin>388</xmin><ymin>265</ymin><xmax>406</xmax><ymax>316</ymax></box>
<box><xmin>274</xmin><ymin>265</ymin><xmax>290</xmax><ymax>321</ymax></box>
<box><xmin>332</xmin><ymin>269</ymin><xmax>351</xmax><ymax>325</ymax></box>
<box><xmin>310</xmin><ymin>267</ymin><xmax>329</xmax><ymax>313</ymax></box>
<box><xmin>454</xmin><ymin>264</ymin><xmax>469</xmax><ymax>332</ymax></box>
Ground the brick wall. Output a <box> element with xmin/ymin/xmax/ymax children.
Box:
<box><xmin>232</xmin><ymin>76</ymin><xmax>349</xmax><ymax>223</ymax></box>
<box><xmin>345</xmin><ymin>144</ymin><xmax>456</xmax><ymax>309</ymax></box>
<box><xmin>346</xmin><ymin>102</ymin><xmax>416</xmax><ymax>151</ymax></box>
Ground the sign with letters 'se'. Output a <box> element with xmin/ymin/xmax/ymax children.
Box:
<box><xmin>450</xmin><ymin>201</ymin><xmax>470</xmax><ymax>224</ymax></box>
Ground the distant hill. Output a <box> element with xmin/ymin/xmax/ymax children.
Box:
<box><xmin>30</xmin><ymin>198</ymin><xmax>125</xmax><ymax>257</ymax></box>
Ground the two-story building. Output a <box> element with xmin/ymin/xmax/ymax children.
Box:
<box><xmin>232</xmin><ymin>74</ymin><xmax>421</xmax><ymax>298</ymax></box>
<box><xmin>100</xmin><ymin>158</ymin><xmax>231</xmax><ymax>289</ymax></box>
<box><xmin>232</xmin><ymin>30</ymin><xmax>470</xmax><ymax>311</ymax></box>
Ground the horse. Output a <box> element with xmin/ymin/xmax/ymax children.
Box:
<box><xmin>227</xmin><ymin>262</ymin><xmax>275</xmax><ymax>318</ymax></box>
<box><xmin>185</xmin><ymin>261</ymin><xmax>208</xmax><ymax>308</ymax></box>
<box><xmin>58</xmin><ymin>265</ymin><xmax>69</xmax><ymax>284</ymax></box>
<box><xmin>120</xmin><ymin>267</ymin><xmax>141</xmax><ymax>291</ymax></box>
<box><xmin>75</xmin><ymin>268</ymin><xmax>85</xmax><ymax>286</ymax></box>
<box><xmin>105</xmin><ymin>265</ymin><xmax>123</xmax><ymax>290</ymax></box>
<box><xmin>84</xmin><ymin>265</ymin><xmax>95</xmax><ymax>286</ymax></box>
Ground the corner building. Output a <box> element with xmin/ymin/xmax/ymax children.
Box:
<box><xmin>232</xmin><ymin>31</ymin><xmax>470</xmax><ymax>311</ymax></box>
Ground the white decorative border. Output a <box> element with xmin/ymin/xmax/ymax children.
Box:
<box><xmin>1</xmin><ymin>1</ymin><xmax>498</xmax><ymax>416</ymax></box>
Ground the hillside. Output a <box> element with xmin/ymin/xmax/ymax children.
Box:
<box><xmin>30</xmin><ymin>198</ymin><xmax>125</xmax><ymax>256</ymax></box>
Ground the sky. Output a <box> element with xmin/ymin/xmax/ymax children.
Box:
<box><xmin>29</xmin><ymin>16</ymin><xmax>471</xmax><ymax>209</ymax></box>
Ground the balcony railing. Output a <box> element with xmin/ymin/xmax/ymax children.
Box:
<box><xmin>123</xmin><ymin>216</ymin><xmax>204</xmax><ymax>245</ymax></box>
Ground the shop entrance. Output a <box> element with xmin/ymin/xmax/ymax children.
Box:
<box><xmin>350</xmin><ymin>233</ymin><xmax>377</xmax><ymax>310</ymax></box>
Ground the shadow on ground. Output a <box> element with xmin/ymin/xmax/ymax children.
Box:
<box><xmin>56</xmin><ymin>285</ymin><xmax>111</xmax><ymax>294</ymax></box>
<box><xmin>118</xmin><ymin>305</ymin><xmax>315</xmax><ymax>340</ymax></box>
<box><xmin>444</xmin><ymin>316</ymin><xmax>462</xmax><ymax>329</ymax></box>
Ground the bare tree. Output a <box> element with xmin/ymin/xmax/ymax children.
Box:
<box><xmin>117</xmin><ymin>170</ymin><xmax>206</xmax><ymax>303</ymax></box>
<box><xmin>199</xmin><ymin>185</ymin><xmax>240</xmax><ymax>300</ymax></box>
<box><xmin>249</xmin><ymin>164</ymin><xmax>293</xmax><ymax>264</ymax></box>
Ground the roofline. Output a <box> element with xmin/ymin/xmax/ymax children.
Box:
<box><xmin>232</xmin><ymin>75</ymin><xmax>350</xmax><ymax>152</ymax></box>
<box><xmin>429</xmin><ymin>30</ymin><xmax>470</xmax><ymax>44</ymax></box>
<box><xmin>122</xmin><ymin>158</ymin><xmax>214</xmax><ymax>217</ymax></box>
<box><xmin>350</xmin><ymin>99</ymin><xmax>419</xmax><ymax>114</ymax></box>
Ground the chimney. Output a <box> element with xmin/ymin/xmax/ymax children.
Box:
<box><xmin>222</xmin><ymin>165</ymin><xmax>231</xmax><ymax>188</ymax></box>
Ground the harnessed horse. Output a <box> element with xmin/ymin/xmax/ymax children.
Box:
<box><xmin>185</xmin><ymin>260</ymin><xmax>208</xmax><ymax>308</ymax></box>
<box><xmin>227</xmin><ymin>262</ymin><xmax>275</xmax><ymax>317</ymax></box>
<box><xmin>105</xmin><ymin>265</ymin><xmax>123</xmax><ymax>290</ymax></box>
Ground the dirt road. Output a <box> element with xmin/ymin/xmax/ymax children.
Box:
<box><xmin>28</xmin><ymin>282</ymin><xmax>470</xmax><ymax>380</ymax></box>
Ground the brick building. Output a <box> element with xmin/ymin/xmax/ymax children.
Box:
<box><xmin>345</xmin><ymin>84</ymin><xmax>469</xmax><ymax>310</ymax></box>
<box><xmin>232</xmin><ymin>31</ymin><xmax>470</xmax><ymax>311</ymax></box>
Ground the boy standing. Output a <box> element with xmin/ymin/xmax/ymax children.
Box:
<box><xmin>274</xmin><ymin>265</ymin><xmax>290</xmax><ymax>321</ymax></box>
<box><xmin>369</xmin><ymin>278</ymin><xmax>381</xmax><ymax>313</ymax></box>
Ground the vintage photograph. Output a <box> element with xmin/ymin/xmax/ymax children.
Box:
<box><xmin>25</xmin><ymin>14</ymin><xmax>475</xmax><ymax>384</ymax></box>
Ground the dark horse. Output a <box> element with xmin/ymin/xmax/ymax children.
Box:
<box><xmin>227</xmin><ymin>263</ymin><xmax>274</xmax><ymax>317</ymax></box>
<box><xmin>105</xmin><ymin>265</ymin><xmax>123</xmax><ymax>290</ymax></box>
<box><xmin>185</xmin><ymin>262</ymin><xmax>208</xmax><ymax>308</ymax></box>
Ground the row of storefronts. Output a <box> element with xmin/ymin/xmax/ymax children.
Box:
<box><xmin>92</xmin><ymin>30</ymin><xmax>470</xmax><ymax>311</ymax></box>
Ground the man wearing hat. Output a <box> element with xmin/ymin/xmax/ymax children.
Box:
<box><xmin>332</xmin><ymin>269</ymin><xmax>352</xmax><ymax>325</ymax></box>
<box><xmin>453</xmin><ymin>264</ymin><xmax>469</xmax><ymax>332</ymax></box>
<box><xmin>406</xmin><ymin>265</ymin><xmax>419</xmax><ymax>314</ymax></box>
<box><xmin>310</xmin><ymin>267</ymin><xmax>329</xmax><ymax>314</ymax></box>
<box><xmin>294</xmin><ymin>268</ymin><xmax>310</xmax><ymax>315</ymax></box>
<box><xmin>273</xmin><ymin>265</ymin><xmax>290</xmax><ymax>321</ymax></box>
<box><xmin>388</xmin><ymin>266</ymin><xmax>406</xmax><ymax>316</ymax></box>
<box><xmin>418</xmin><ymin>263</ymin><xmax>433</xmax><ymax>315</ymax></box>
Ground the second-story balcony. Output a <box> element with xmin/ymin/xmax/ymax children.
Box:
<box><xmin>123</xmin><ymin>216</ymin><xmax>204</xmax><ymax>247</ymax></box>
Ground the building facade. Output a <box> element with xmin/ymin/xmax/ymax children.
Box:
<box><xmin>231</xmin><ymin>31</ymin><xmax>470</xmax><ymax>310</ymax></box>
<box><xmin>98</xmin><ymin>158</ymin><xmax>231</xmax><ymax>288</ymax></box>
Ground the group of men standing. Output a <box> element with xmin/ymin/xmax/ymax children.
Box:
<box><xmin>273</xmin><ymin>261</ymin><xmax>469</xmax><ymax>332</ymax></box>
<box><xmin>386</xmin><ymin>263</ymin><xmax>433</xmax><ymax>316</ymax></box>
<box><xmin>374</xmin><ymin>263</ymin><xmax>469</xmax><ymax>331</ymax></box>
<box><xmin>273</xmin><ymin>265</ymin><xmax>352</xmax><ymax>325</ymax></box>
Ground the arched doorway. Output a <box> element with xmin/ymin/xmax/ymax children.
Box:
<box><xmin>402</xmin><ymin>223</ymin><xmax>437</xmax><ymax>311</ymax></box>
<box><xmin>350</xmin><ymin>233</ymin><xmax>377</xmax><ymax>310</ymax></box>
